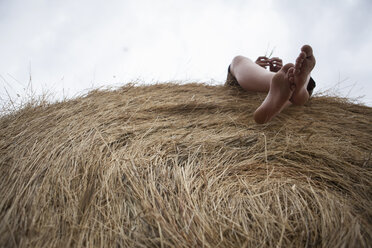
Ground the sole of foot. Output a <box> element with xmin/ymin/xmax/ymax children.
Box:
<box><xmin>254</xmin><ymin>63</ymin><xmax>295</xmax><ymax>124</ymax></box>
<box><xmin>290</xmin><ymin>45</ymin><xmax>316</xmax><ymax>105</ymax></box>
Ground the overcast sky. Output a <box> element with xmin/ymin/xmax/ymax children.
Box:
<box><xmin>1</xmin><ymin>0</ymin><xmax>372</xmax><ymax>107</ymax></box>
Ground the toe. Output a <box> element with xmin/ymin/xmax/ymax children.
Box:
<box><xmin>301</xmin><ymin>45</ymin><xmax>313</xmax><ymax>57</ymax></box>
<box><xmin>288</xmin><ymin>67</ymin><xmax>295</xmax><ymax>76</ymax></box>
<box><xmin>299</xmin><ymin>51</ymin><xmax>306</xmax><ymax>60</ymax></box>
<box><xmin>281</xmin><ymin>63</ymin><xmax>294</xmax><ymax>73</ymax></box>
<box><xmin>295</xmin><ymin>62</ymin><xmax>302</xmax><ymax>72</ymax></box>
<box><xmin>295</xmin><ymin>52</ymin><xmax>305</xmax><ymax>65</ymax></box>
<box><xmin>295</xmin><ymin>59</ymin><xmax>302</xmax><ymax>67</ymax></box>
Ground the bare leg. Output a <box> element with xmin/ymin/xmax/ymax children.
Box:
<box><xmin>228</xmin><ymin>56</ymin><xmax>294</xmax><ymax>123</ymax></box>
<box><xmin>253</xmin><ymin>64</ymin><xmax>295</xmax><ymax>124</ymax></box>
<box><xmin>290</xmin><ymin>45</ymin><xmax>316</xmax><ymax>105</ymax></box>
<box><xmin>229</xmin><ymin>56</ymin><xmax>274</xmax><ymax>92</ymax></box>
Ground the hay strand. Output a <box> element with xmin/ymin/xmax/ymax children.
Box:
<box><xmin>0</xmin><ymin>83</ymin><xmax>371</xmax><ymax>247</ymax></box>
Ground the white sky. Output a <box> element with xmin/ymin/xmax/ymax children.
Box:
<box><xmin>1</xmin><ymin>0</ymin><xmax>372</xmax><ymax>106</ymax></box>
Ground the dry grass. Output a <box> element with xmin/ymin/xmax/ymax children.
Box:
<box><xmin>0</xmin><ymin>83</ymin><xmax>371</xmax><ymax>247</ymax></box>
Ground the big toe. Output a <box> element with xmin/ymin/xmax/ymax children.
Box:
<box><xmin>301</xmin><ymin>44</ymin><xmax>313</xmax><ymax>57</ymax></box>
<box><xmin>280</xmin><ymin>63</ymin><xmax>294</xmax><ymax>73</ymax></box>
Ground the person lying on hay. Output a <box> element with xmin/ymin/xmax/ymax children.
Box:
<box><xmin>226</xmin><ymin>44</ymin><xmax>316</xmax><ymax>124</ymax></box>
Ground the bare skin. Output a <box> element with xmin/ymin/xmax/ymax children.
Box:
<box><xmin>229</xmin><ymin>56</ymin><xmax>273</xmax><ymax>92</ymax></box>
<box><xmin>291</xmin><ymin>45</ymin><xmax>316</xmax><ymax>105</ymax></box>
<box><xmin>228</xmin><ymin>45</ymin><xmax>316</xmax><ymax>124</ymax></box>
<box><xmin>256</xmin><ymin>56</ymin><xmax>283</xmax><ymax>72</ymax></box>
<box><xmin>253</xmin><ymin>63</ymin><xmax>295</xmax><ymax>124</ymax></box>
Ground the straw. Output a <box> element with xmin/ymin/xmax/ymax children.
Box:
<box><xmin>0</xmin><ymin>83</ymin><xmax>371</xmax><ymax>247</ymax></box>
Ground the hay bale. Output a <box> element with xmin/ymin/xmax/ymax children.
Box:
<box><xmin>0</xmin><ymin>83</ymin><xmax>371</xmax><ymax>247</ymax></box>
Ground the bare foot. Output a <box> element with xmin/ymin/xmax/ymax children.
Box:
<box><xmin>254</xmin><ymin>63</ymin><xmax>295</xmax><ymax>124</ymax></box>
<box><xmin>290</xmin><ymin>45</ymin><xmax>316</xmax><ymax>105</ymax></box>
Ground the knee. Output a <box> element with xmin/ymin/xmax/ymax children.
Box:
<box><xmin>231</xmin><ymin>55</ymin><xmax>246</xmax><ymax>67</ymax></box>
<box><xmin>230</xmin><ymin>55</ymin><xmax>253</xmax><ymax>70</ymax></box>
